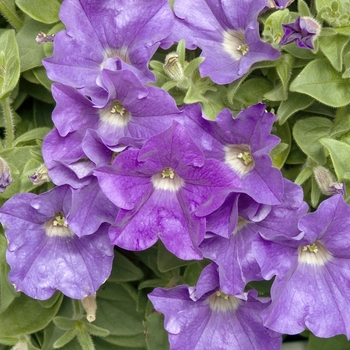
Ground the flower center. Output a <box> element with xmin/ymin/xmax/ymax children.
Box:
<box><xmin>232</xmin><ymin>216</ymin><xmax>249</xmax><ymax>235</ymax></box>
<box><xmin>151</xmin><ymin>167</ymin><xmax>184</xmax><ymax>192</ymax></box>
<box><xmin>223</xmin><ymin>29</ymin><xmax>249</xmax><ymax>60</ymax></box>
<box><xmin>103</xmin><ymin>47</ymin><xmax>131</xmax><ymax>65</ymax></box>
<box><xmin>298</xmin><ymin>241</ymin><xmax>332</xmax><ymax>265</ymax></box>
<box><xmin>99</xmin><ymin>100</ymin><xmax>131</xmax><ymax>127</ymax></box>
<box><xmin>225</xmin><ymin>144</ymin><xmax>255</xmax><ymax>177</ymax></box>
<box><xmin>45</xmin><ymin>212</ymin><xmax>73</xmax><ymax>237</ymax></box>
<box><xmin>208</xmin><ymin>290</ymin><xmax>241</xmax><ymax>312</ymax></box>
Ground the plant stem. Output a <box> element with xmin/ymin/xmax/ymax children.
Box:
<box><xmin>0</xmin><ymin>1</ymin><xmax>23</xmax><ymax>31</ymax></box>
<box><xmin>0</xmin><ymin>96</ymin><xmax>15</xmax><ymax>149</ymax></box>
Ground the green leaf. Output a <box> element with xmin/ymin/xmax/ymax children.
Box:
<box><xmin>200</xmin><ymin>85</ymin><xmax>227</xmax><ymax>120</ymax></box>
<box><xmin>76</xmin><ymin>324</ymin><xmax>95</xmax><ymax>350</ymax></box>
<box><xmin>15</xmin><ymin>0</ymin><xmax>60</xmax><ymax>24</ymax></box>
<box><xmin>308</xmin><ymin>333</ymin><xmax>350</xmax><ymax>350</ymax></box>
<box><xmin>319</xmin><ymin>33</ymin><xmax>349</xmax><ymax>71</ymax></box>
<box><xmin>144</xmin><ymin>312</ymin><xmax>169</xmax><ymax>350</ymax></box>
<box><xmin>276</xmin><ymin>53</ymin><xmax>294</xmax><ymax>90</ymax></box>
<box><xmin>290</xmin><ymin>58</ymin><xmax>350</xmax><ymax>107</ymax></box>
<box><xmin>157</xmin><ymin>242</ymin><xmax>193</xmax><ymax>273</ymax></box>
<box><xmin>293</xmin><ymin>117</ymin><xmax>333</xmax><ymax>164</ymax></box>
<box><xmin>271</xmin><ymin>122</ymin><xmax>291</xmax><ymax>169</ymax></box>
<box><xmin>103</xmin><ymin>334</ymin><xmax>146</xmax><ymax>347</ymax></box>
<box><xmin>0</xmin><ymin>29</ymin><xmax>20</xmax><ymax>99</ymax></box>
<box><xmin>0</xmin><ymin>293</ymin><xmax>63</xmax><ymax>337</ymax></box>
<box><xmin>294</xmin><ymin>165</ymin><xmax>313</xmax><ymax>185</ymax></box>
<box><xmin>108</xmin><ymin>251</ymin><xmax>144</xmax><ymax>282</ymax></box>
<box><xmin>94</xmin><ymin>283</ymin><xmax>144</xmax><ymax>337</ymax></box>
<box><xmin>54</xmin><ymin>317</ymin><xmax>78</xmax><ymax>331</ymax></box>
<box><xmin>264</xmin><ymin>83</ymin><xmax>287</xmax><ymax>101</ymax></box>
<box><xmin>277</xmin><ymin>92</ymin><xmax>314</xmax><ymax>124</ymax></box>
<box><xmin>13</xmin><ymin>127</ymin><xmax>50</xmax><ymax>146</ymax></box>
<box><xmin>0</xmin><ymin>145</ymin><xmax>43</xmax><ymax>198</ymax></box>
<box><xmin>53</xmin><ymin>329</ymin><xmax>77</xmax><ymax>349</ymax></box>
<box><xmin>298</xmin><ymin>0</ymin><xmax>311</xmax><ymax>16</ymax></box>
<box><xmin>0</xmin><ymin>0</ymin><xmax>23</xmax><ymax>30</ymax></box>
<box><xmin>234</xmin><ymin>78</ymin><xmax>273</xmax><ymax>106</ymax></box>
<box><xmin>16</xmin><ymin>17</ymin><xmax>52</xmax><ymax>72</ymax></box>
<box><xmin>319</xmin><ymin>138</ymin><xmax>350</xmax><ymax>180</ymax></box>
<box><xmin>84</xmin><ymin>323</ymin><xmax>110</xmax><ymax>338</ymax></box>
<box><xmin>311</xmin><ymin>175</ymin><xmax>321</xmax><ymax>207</ymax></box>
<box><xmin>183</xmin><ymin>57</ymin><xmax>205</xmax><ymax>77</ymax></box>
<box><xmin>183</xmin><ymin>261</ymin><xmax>208</xmax><ymax>286</ymax></box>
<box><xmin>176</xmin><ymin>39</ymin><xmax>186</xmax><ymax>67</ymax></box>
<box><xmin>38</xmin><ymin>291</ymin><xmax>62</xmax><ymax>308</ymax></box>
<box><xmin>0</xmin><ymin>235</ymin><xmax>18</xmax><ymax>313</ymax></box>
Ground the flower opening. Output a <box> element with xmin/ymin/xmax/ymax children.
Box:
<box><xmin>208</xmin><ymin>290</ymin><xmax>241</xmax><ymax>312</ymax></box>
<box><xmin>103</xmin><ymin>47</ymin><xmax>131</xmax><ymax>65</ymax></box>
<box><xmin>151</xmin><ymin>167</ymin><xmax>184</xmax><ymax>191</ymax></box>
<box><xmin>45</xmin><ymin>212</ymin><xmax>73</xmax><ymax>237</ymax></box>
<box><xmin>225</xmin><ymin>144</ymin><xmax>255</xmax><ymax>177</ymax></box>
<box><xmin>232</xmin><ymin>216</ymin><xmax>249</xmax><ymax>235</ymax></box>
<box><xmin>223</xmin><ymin>29</ymin><xmax>249</xmax><ymax>60</ymax></box>
<box><xmin>298</xmin><ymin>241</ymin><xmax>332</xmax><ymax>265</ymax></box>
<box><xmin>99</xmin><ymin>100</ymin><xmax>131</xmax><ymax>127</ymax></box>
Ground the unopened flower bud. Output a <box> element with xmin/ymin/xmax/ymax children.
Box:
<box><xmin>29</xmin><ymin>164</ymin><xmax>50</xmax><ymax>185</ymax></box>
<box><xmin>11</xmin><ymin>342</ymin><xmax>28</xmax><ymax>350</ymax></box>
<box><xmin>36</xmin><ymin>32</ymin><xmax>55</xmax><ymax>44</ymax></box>
<box><xmin>81</xmin><ymin>294</ymin><xmax>97</xmax><ymax>322</ymax></box>
<box><xmin>313</xmin><ymin>165</ymin><xmax>345</xmax><ymax>196</ymax></box>
<box><xmin>0</xmin><ymin>157</ymin><xmax>13</xmax><ymax>193</ymax></box>
<box><xmin>163</xmin><ymin>52</ymin><xmax>185</xmax><ymax>81</ymax></box>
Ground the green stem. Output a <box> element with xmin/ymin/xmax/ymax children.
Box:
<box><xmin>72</xmin><ymin>299</ymin><xmax>83</xmax><ymax>319</ymax></box>
<box><xmin>0</xmin><ymin>1</ymin><xmax>23</xmax><ymax>31</ymax></box>
<box><xmin>0</xmin><ymin>96</ymin><xmax>15</xmax><ymax>149</ymax></box>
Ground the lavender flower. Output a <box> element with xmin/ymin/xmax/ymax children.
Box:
<box><xmin>43</xmin><ymin>0</ymin><xmax>174</xmax><ymax>96</ymax></box>
<box><xmin>200</xmin><ymin>179</ymin><xmax>307</xmax><ymax>295</ymax></box>
<box><xmin>182</xmin><ymin>103</ymin><xmax>284</xmax><ymax>205</ymax></box>
<box><xmin>148</xmin><ymin>263</ymin><xmax>282</xmax><ymax>350</ymax></box>
<box><xmin>0</xmin><ymin>185</ymin><xmax>114</xmax><ymax>300</ymax></box>
<box><xmin>169</xmin><ymin>0</ymin><xmax>280</xmax><ymax>84</ymax></box>
<box><xmin>95</xmin><ymin>121</ymin><xmax>241</xmax><ymax>260</ymax></box>
<box><xmin>255</xmin><ymin>194</ymin><xmax>350</xmax><ymax>338</ymax></box>
<box><xmin>279</xmin><ymin>16</ymin><xmax>321</xmax><ymax>50</ymax></box>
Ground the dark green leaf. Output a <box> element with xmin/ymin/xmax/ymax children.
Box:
<box><xmin>0</xmin><ymin>293</ymin><xmax>63</xmax><ymax>337</ymax></box>
<box><xmin>308</xmin><ymin>333</ymin><xmax>350</xmax><ymax>350</ymax></box>
<box><xmin>144</xmin><ymin>312</ymin><xmax>169</xmax><ymax>350</ymax></box>
<box><xmin>277</xmin><ymin>92</ymin><xmax>314</xmax><ymax>124</ymax></box>
<box><xmin>157</xmin><ymin>242</ymin><xmax>193</xmax><ymax>273</ymax></box>
<box><xmin>53</xmin><ymin>329</ymin><xmax>77</xmax><ymax>349</ymax></box>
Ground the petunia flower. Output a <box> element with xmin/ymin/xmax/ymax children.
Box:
<box><xmin>94</xmin><ymin>121</ymin><xmax>241</xmax><ymax>260</ymax></box>
<box><xmin>148</xmin><ymin>263</ymin><xmax>282</xmax><ymax>350</ymax></box>
<box><xmin>168</xmin><ymin>0</ymin><xmax>280</xmax><ymax>84</ymax></box>
<box><xmin>200</xmin><ymin>179</ymin><xmax>307</xmax><ymax>295</ymax></box>
<box><xmin>0</xmin><ymin>185</ymin><xmax>114</xmax><ymax>300</ymax></box>
<box><xmin>279</xmin><ymin>16</ymin><xmax>321</xmax><ymax>50</ymax></box>
<box><xmin>43</xmin><ymin>0</ymin><xmax>174</xmax><ymax>97</ymax></box>
<box><xmin>254</xmin><ymin>194</ymin><xmax>350</xmax><ymax>338</ymax></box>
<box><xmin>182</xmin><ymin>103</ymin><xmax>284</xmax><ymax>205</ymax></box>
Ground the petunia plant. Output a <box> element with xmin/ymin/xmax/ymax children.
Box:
<box><xmin>2</xmin><ymin>0</ymin><xmax>350</xmax><ymax>349</ymax></box>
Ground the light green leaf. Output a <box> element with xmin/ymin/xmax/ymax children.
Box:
<box><xmin>277</xmin><ymin>92</ymin><xmax>314</xmax><ymax>124</ymax></box>
<box><xmin>183</xmin><ymin>57</ymin><xmax>205</xmax><ymax>77</ymax></box>
<box><xmin>53</xmin><ymin>329</ymin><xmax>77</xmax><ymax>349</ymax></box>
<box><xmin>319</xmin><ymin>33</ymin><xmax>349</xmax><ymax>71</ymax></box>
<box><xmin>290</xmin><ymin>58</ymin><xmax>350</xmax><ymax>107</ymax></box>
<box><xmin>76</xmin><ymin>326</ymin><xmax>94</xmax><ymax>350</ymax></box>
<box><xmin>311</xmin><ymin>175</ymin><xmax>321</xmax><ymax>207</ymax></box>
<box><xmin>16</xmin><ymin>17</ymin><xmax>52</xmax><ymax>72</ymax></box>
<box><xmin>13</xmin><ymin>127</ymin><xmax>50</xmax><ymax>146</ymax></box>
<box><xmin>234</xmin><ymin>78</ymin><xmax>273</xmax><ymax>106</ymax></box>
<box><xmin>298</xmin><ymin>0</ymin><xmax>311</xmax><ymax>16</ymax></box>
<box><xmin>319</xmin><ymin>138</ymin><xmax>350</xmax><ymax>180</ymax></box>
<box><xmin>0</xmin><ymin>235</ymin><xmax>18</xmax><ymax>313</ymax></box>
<box><xmin>271</xmin><ymin>122</ymin><xmax>291</xmax><ymax>169</ymax></box>
<box><xmin>294</xmin><ymin>165</ymin><xmax>313</xmax><ymax>186</ymax></box>
<box><xmin>276</xmin><ymin>53</ymin><xmax>294</xmax><ymax>90</ymax></box>
<box><xmin>293</xmin><ymin>117</ymin><xmax>333</xmax><ymax>164</ymax></box>
<box><xmin>0</xmin><ymin>29</ymin><xmax>20</xmax><ymax>99</ymax></box>
<box><xmin>15</xmin><ymin>0</ymin><xmax>60</xmax><ymax>24</ymax></box>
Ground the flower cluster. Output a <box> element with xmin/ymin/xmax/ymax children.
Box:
<box><xmin>1</xmin><ymin>0</ymin><xmax>350</xmax><ymax>349</ymax></box>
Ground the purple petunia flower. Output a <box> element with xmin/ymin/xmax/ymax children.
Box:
<box><xmin>51</xmin><ymin>70</ymin><xmax>182</xmax><ymax>147</ymax></box>
<box><xmin>279</xmin><ymin>16</ymin><xmax>321</xmax><ymax>50</ymax></box>
<box><xmin>0</xmin><ymin>185</ymin><xmax>114</xmax><ymax>300</ymax></box>
<box><xmin>148</xmin><ymin>263</ymin><xmax>282</xmax><ymax>350</ymax></box>
<box><xmin>182</xmin><ymin>103</ymin><xmax>284</xmax><ymax>205</ymax></box>
<box><xmin>168</xmin><ymin>0</ymin><xmax>280</xmax><ymax>84</ymax></box>
<box><xmin>95</xmin><ymin>121</ymin><xmax>241</xmax><ymax>260</ymax></box>
<box><xmin>255</xmin><ymin>194</ymin><xmax>350</xmax><ymax>338</ymax></box>
<box><xmin>43</xmin><ymin>0</ymin><xmax>174</xmax><ymax>96</ymax></box>
<box><xmin>200</xmin><ymin>179</ymin><xmax>307</xmax><ymax>295</ymax></box>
